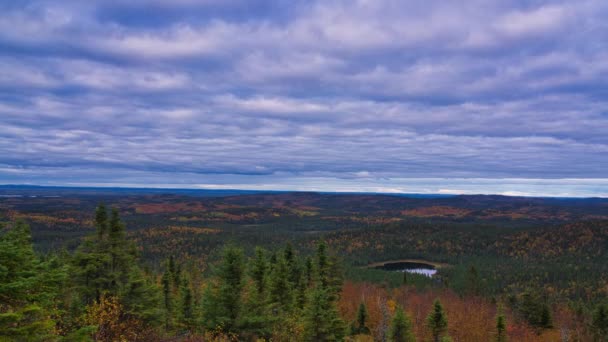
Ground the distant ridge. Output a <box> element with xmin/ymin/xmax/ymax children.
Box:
<box><xmin>1</xmin><ymin>184</ymin><xmax>604</xmax><ymax>200</ymax></box>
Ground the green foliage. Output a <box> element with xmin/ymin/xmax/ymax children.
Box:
<box><xmin>302</xmin><ymin>287</ymin><xmax>345</xmax><ymax>342</ymax></box>
<box><xmin>426</xmin><ymin>299</ymin><xmax>448</xmax><ymax>342</ymax></box>
<box><xmin>351</xmin><ymin>302</ymin><xmax>371</xmax><ymax>335</ymax></box>
<box><xmin>591</xmin><ymin>303</ymin><xmax>608</xmax><ymax>341</ymax></box>
<box><xmin>519</xmin><ymin>291</ymin><xmax>553</xmax><ymax>329</ymax></box>
<box><xmin>495</xmin><ymin>311</ymin><xmax>507</xmax><ymax>342</ymax></box>
<box><xmin>268</xmin><ymin>254</ymin><xmax>292</xmax><ymax>313</ymax></box>
<box><xmin>201</xmin><ymin>245</ymin><xmax>245</xmax><ymax>333</ymax></box>
<box><xmin>69</xmin><ymin>205</ymin><xmax>163</xmax><ymax>336</ymax></box>
<box><xmin>388</xmin><ymin>306</ymin><xmax>415</xmax><ymax>342</ymax></box>
<box><xmin>0</xmin><ymin>220</ymin><xmax>66</xmax><ymax>341</ymax></box>
<box><xmin>250</xmin><ymin>247</ymin><xmax>268</xmax><ymax>296</ymax></box>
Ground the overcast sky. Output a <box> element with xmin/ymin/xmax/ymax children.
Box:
<box><xmin>1</xmin><ymin>0</ymin><xmax>607</xmax><ymax>197</ymax></box>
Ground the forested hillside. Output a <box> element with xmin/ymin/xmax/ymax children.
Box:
<box><xmin>1</xmin><ymin>191</ymin><xmax>608</xmax><ymax>341</ymax></box>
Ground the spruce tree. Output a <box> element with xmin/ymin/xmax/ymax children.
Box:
<box><xmin>352</xmin><ymin>302</ymin><xmax>371</xmax><ymax>335</ymax></box>
<box><xmin>179</xmin><ymin>277</ymin><xmax>194</xmax><ymax>331</ymax></box>
<box><xmin>95</xmin><ymin>203</ymin><xmax>108</xmax><ymax>239</ymax></box>
<box><xmin>591</xmin><ymin>304</ymin><xmax>608</xmax><ymax>341</ymax></box>
<box><xmin>250</xmin><ymin>247</ymin><xmax>268</xmax><ymax>296</ymax></box>
<box><xmin>161</xmin><ymin>267</ymin><xmax>173</xmax><ymax>330</ymax></box>
<box><xmin>268</xmin><ymin>254</ymin><xmax>292</xmax><ymax>314</ymax></box>
<box><xmin>0</xmin><ymin>220</ymin><xmax>66</xmax><ymax>340</ymax></box>
<box><xmin>495</xmin><ymin>311</ymin><xmax>507</xmax><ymax>342</ymax></box>
<box><xmin>427</xmin><ymin>299</ymin><xmax>448</xmax><ymax>342</ymax></box>
<box><xmin>302</xmin><ymin>287</ymin><xmax>345</xmax><ymax>342</ymax></box>
<box><xmin>465</xmin><ymin>265</ymin><xmax>481</xmax><ymax>296</ymax></box>
<box><xmin>202</xmin><ymin>245</ymin><xmax>245</xmax><ymax>333</ymax></box>
<box><xmin>71</xmin><ymin>205</ymin><xmax>162</xmax><ymax>327</ymax></box>
<box><xmin>388</xmin><ymin>306</ymin><xmax>415</xmax><ymax>342</ymax></box>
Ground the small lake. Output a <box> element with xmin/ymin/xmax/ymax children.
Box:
<box><xmin>374</xmin><ymin>261</ymin><xmax>437</xmax><ymax>277</ymax></box>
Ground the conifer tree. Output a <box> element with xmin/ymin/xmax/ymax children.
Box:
<box><xmin>427</xmin><ymin>299</ymin><xmax>448</xmax><ymax>342</ymax></box>
<box><xmin>305</xmin><ymin>257</ymin><xmax>313</xmax><ymax>286</ymax></box>
<box><xmin>388</xmin><ymin>306</ymin><xmax>415</xmax><ymax>342</ymax></box>
<box><xmin>466</xmin><ymin>265</ymin><xmax>481</xmax><ymax>296</ymax></box>
<box><xmin>250</xmin><ymin>247</ymin><xmax>268</xmax><ymax>296</ymax></box>
<box><xmin>72</xmin><ymin>205</ymin><xmax>162</xmax><ymax>328</ymax></box>
<box><xmin>95</xmin><ymin>203</ymin><xmax>108</xmax><ymax>239</ymax></box>
<box><xmin>352</xmin><ymin>302</ymin><xmax>371</xmax><ymax>335</ymax></box>
<box><xmin>179</xmin><ymin>277</ymin><xmax>194</xmax><ymax>331</ymax></box>
<box><xmin>495</xmin><ymin>310</ymin><xmax>507</xmax><ymax>342</ymax></box>
<box><xmin>161</xmin><ymin>268</ymin><xmax>173</xmax><ymax>329</ymax></box>
<box><xmin>591</xmin><ymin>304</ymin><xmax>608</xmax><ymax>341</ymax></box>
<box><xmin>268</xmin><ymin>254</ymin><xmax>292</xmax><ymax>313</ymax></box>
<box><xmin>0</xmin><ymin>220</ymin><xmax>66</xmax><ymax>340</ymax></box>
<box><xmin>202</xmin><ymin>245</ymin><xmax>245</xmax><ymax>333</ymax></box>
<box><xmin>302</xmin><ymin>287</ymin><xmax>345</xmax><ymax>342</ymax></box>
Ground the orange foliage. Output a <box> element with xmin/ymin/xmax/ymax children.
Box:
<box><xmin>83</xmin><ymin>295</ymin><xmax>154</xmax><ymax>342</ymax></box>
<box><xmin>132</xmin><ymin>202</ymin><xmax>207</xmax><ymax>214</ymax></box>
<box><xmin>339</xmin><ymin>281</ymin><xmax>571</xmax><ymax>342</ymax></box>
<box><xmin>401</xmin><ymin>206</ymin><xmax>471</xmax><ymax>218</ymax></box>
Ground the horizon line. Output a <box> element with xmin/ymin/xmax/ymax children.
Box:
<box><xmin>1</xmin><ymin>183</ymin><xmax>606</xmax><ymax>199</ymax></box>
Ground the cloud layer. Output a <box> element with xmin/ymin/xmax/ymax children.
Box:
<box><xmin>1</xmin><ymin>0</ymin><xmax>608</xmax><ymax>196</ymax></box>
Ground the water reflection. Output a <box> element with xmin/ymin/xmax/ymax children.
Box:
<box><xmin>375</xmin><ymin>261</ymin><xmax>437</xmax><ymax>277</ymax></box>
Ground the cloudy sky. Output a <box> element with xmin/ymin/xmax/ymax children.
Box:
<box><xmin>1</xmin><ymin>0</ymin><xmax>608</xmax><ymax>197</ymax></box>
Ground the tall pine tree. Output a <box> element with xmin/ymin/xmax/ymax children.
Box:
<box><xmin>388</xmin><ymin>306</ymin><xmax>415</xmax><ymax>342</ymax></box>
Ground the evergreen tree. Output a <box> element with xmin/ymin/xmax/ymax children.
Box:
<box><xmin>520</xmin><ymin>291</ymin><xmax>552</xmax><ymax>329</ymax></box>
<box><xmin>179</xmin><ymin>277</ymin><xmax>194</xmax><ymax>331</ymax></box>
<box><xmin>284</xmin><ymin>243</ymin><xmax>301</xmax><ymax>286</ymax></box>
<box><xmin>268</xmin><ymin>254</ymin><xmax>292</xmax><ymax>313</ymax></box>
<box><xmin>250</xmin><ymin>247</ymin><xmax>268</xmax><ymax>296</ymax></box>
<box><xmin>0</xmin><ymin>220</ymin><xmax>66</xmax><ymax>341</ymax></box>
<box><xmin>302</xmin><ymin>287</ymin><xmax>345</xmax><ymax>342</ymax></box>
<box><xmin>71</xmin><ymin>205</ymin><xmax>162</xmax><ymax>328</ymax></box>
<box><xmin>161</xmin><ymin>267</ymin><xmax>173</xmax><ymax>330</ymax></box>
<box><xmin>539</xmin><ymin>303</ymin><xmax>552</xmax><ymax>329</ymax></box>
<box><xmin>316</xmin><ymin>241</ymin><xmax>329</xmax><ymax>288</ymax></box>
<box><xmin>352</xmin><ymin>302</ymin><xmax>371</xmax><ymax>335</ymax></box>
<box><xmin>95</xmin><ymin>203</ymin><xmax>108</xmax><ymax>239</ymax></box>
<box><xmin>314</xmin><ymin>241</ymin><xmax>343</xmax><ymax>301</ymax></box>
<box><xmin>465</xmin><ymin>265</ymin><xmax>481</xmax><ymax>296</ymax></box>
<box><xmin>202</xmin><ymin>245</ymin><xmax>245</xmax><ymax>333</ymax></box>
<box><xmin>427</xmin><ymin>299</ymin><xmax>448</xmax><ymax>342</ymax></box>
<box><xmin>591</xmin><ymin>304</ymin><xmax>608</xmax><ymax>341</ymax></box>
<box><xmin>388</xmin><ymin>306</ymin><xmax>415</xmax><ymax>342</ymax></box>
<box><xmin>495</xmin><ymin>311</ymin><xmax>507</xmax><ymax>342</ymax></box>
<box><xmin>305</xmin><ymin>257</ymin><xmax>313</xmax><ymax>286</ymax></box>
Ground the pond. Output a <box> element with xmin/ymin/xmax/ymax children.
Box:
<box><xmin>374</xmin><ymin>261</ymin><xmax>437</xmax><ymax>277</ymax></box>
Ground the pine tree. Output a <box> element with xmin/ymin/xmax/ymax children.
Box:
<box><xmin>427</xmin><ymin>299</ymin><xmax>448</xmax><ymax>342</ymax></box>
<box><xmin>539</xmin><ymin>303</ymin><xmax>553</xmax><ymax>329</ymax></box>
<box><xmin>95</xmin><ymin>203</ymin><xmax>108</xmax><ymax>239</ymax></box>
<box><xmin>316</xmin><ymin>241</ymin><xmax>329</xmax><ymax>288</ymax></box>
<box><xmin>250</xmin><ymin>247</ymin><xmax>268</xmax><ymax>296</ymax></box>
<box><xmin>179</xmin><ymin>277</ymin><xmax>194</xmax><ymax>331</ymax></box>
<box><xmin>465</xmin><ymin>265</ymin><xmax>481</xmax><ymax>296</ymax></box>
<box><xmin>495</xmin><ymin>311</ymin><xmax>507</xmax><ymax>342</ymax></box>
<box><xmin>0</xmin><ymin>220</ymin><xmax>66</xmax><ymax>340</ymax></box>
<box><xmin>520</xmin><ymin>291</ymin><xmax>552</xmax><ymax>329</ymax></box>
<box><xmin>268</xmin><ymin>254</ymin><xmax>292</xmax><ymax>314</ymax></box>
<box><xmin>302</xmin><ymin>287</ymin><xmax>345</xmax><ymax>342</ymax></box>
<box><xmin>202</xmin><ymin>245</ymin><xmax>245</xmax><ymax>333</ymax></box>
<box><xmin>388</xmin><ymin>306</ymin><xmax>415</xmax><ymax>342</ymax></box>
<box><xmin>591</xmin><ymin>304</ymin><xmax>608</xmax><ymax>341</ymax></box>
<box><xmin>305</xmin><ymin>257</ymin><xmax>313</xmax><ymax>286</ymax></box>
<box><xmin>161</xmin><ymin>268</ymin><xmax>173</xmax><ymax>330</ymax></box>
<box><xmin>71</xmin><ymin>205</ymin><xmax>162</xmax><ymax>327</ymax></box>
<box><xmin>353</xmin><ymin>302</ymin><xmax>371</xmax><ymax>335</ymax></box>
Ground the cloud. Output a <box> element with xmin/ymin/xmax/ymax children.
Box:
<box><xmin>0</xmin><ymin>0</ymin><xmax>607</xmax><ymax>196</ymax></box>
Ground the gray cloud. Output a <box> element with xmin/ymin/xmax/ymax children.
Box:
<box><xmin>1</xmin><ymin>0</ymin><xmax>607</xmax><ymax>196</ymax></box>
